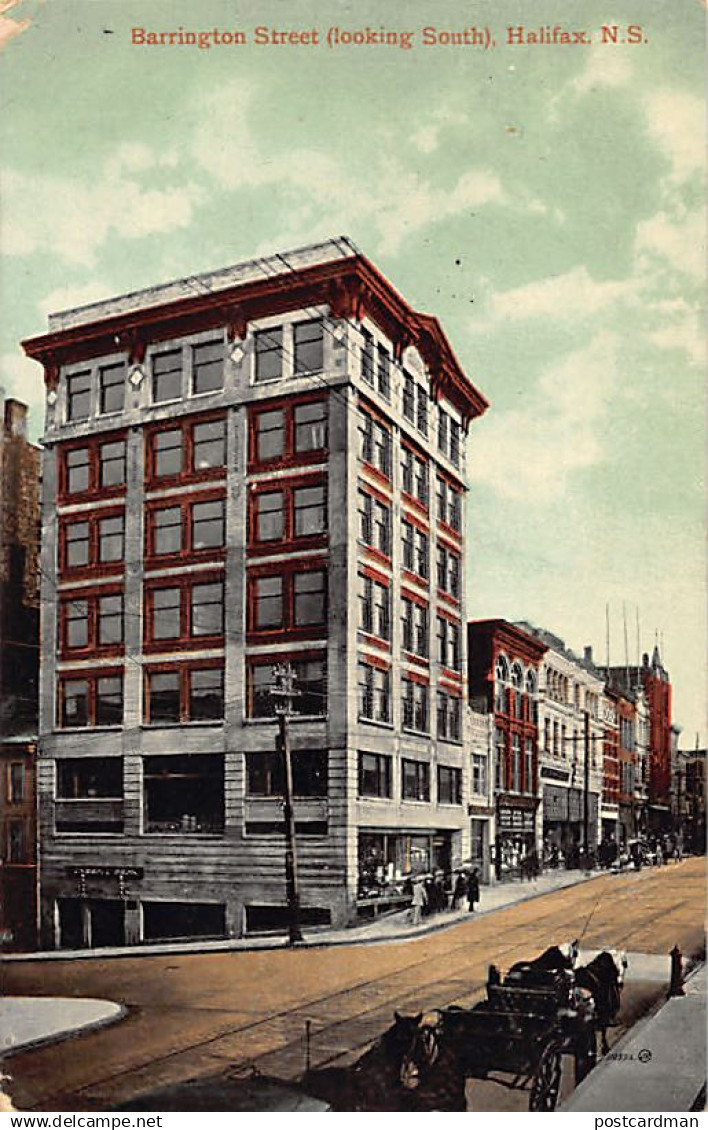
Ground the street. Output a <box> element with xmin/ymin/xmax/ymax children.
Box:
<box><xmin>2</xmin><ymin>859</ymin><xmax>704</xmax><ymax>1111</ymax></box>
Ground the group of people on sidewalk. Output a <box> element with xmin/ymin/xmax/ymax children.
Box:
<box><xmin>410</xmin><ymin>868</ymin><xmax>480</xmax><ymax>925</ymax></box>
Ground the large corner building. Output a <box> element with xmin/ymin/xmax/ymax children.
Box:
<box><xmin>23</xmin><ymin>238</ymin><xmax>488</xmax><ymax>947</ymax></box>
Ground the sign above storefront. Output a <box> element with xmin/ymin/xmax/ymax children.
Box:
<box><xmin>65</xmin><ymin>866</ymin><xmax>144</xmax><ymax>880</ymax></box>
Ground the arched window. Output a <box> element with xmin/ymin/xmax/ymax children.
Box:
<box><xmin>526</xmin><ymin>670</ymin><xmax>538</xmax><ymax>723</ymax></box>
<box><xmin>494</xmin><ymin>655</ymin><xmax>509</xmax><ymax>713</ymax></box>
<box><xmin>510</xmin><ymin>662</ymin><xmax>523</xmax><ymax>719</ymax></box>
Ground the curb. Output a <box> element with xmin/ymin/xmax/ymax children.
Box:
<box><xmin>1</xmin><ymin>869</ymin><xmax>604</xmax><ymax>963</ymax></box>
<box><xmin>1</xmin><ymin>1002</ymin><xmax>127</xmax><ymax>1061</ymax></box>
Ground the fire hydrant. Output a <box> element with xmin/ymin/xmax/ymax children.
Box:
<box><xmin>668</xmin><ymin>944</ymin><xmax>685</xmax><ymax>997</ymax></box>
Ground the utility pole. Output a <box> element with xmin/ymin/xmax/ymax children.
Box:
<box><xmin>583</xmin><ymin>710</ymin><xmax>591</xmax><ymax>861</ymax></box>
<box><xmin>271</xmin><ymin>662</ymin><xmax>303</xmax><ymax>946</ymax></box>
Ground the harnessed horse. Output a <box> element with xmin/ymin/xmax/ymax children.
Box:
<box><xmin>574</xmin><ymin>950</ymin><xmax>628</xmax><ymax>1055</ymax></box>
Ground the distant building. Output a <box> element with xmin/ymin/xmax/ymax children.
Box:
<box><xmin>677</xmin><ymin>747</ymin><xmax>705</xmax><ymax>854</ymax></box>
<box><xmin>467</xmin><ymin>619</ymin><xmax>546</xmax><ymax>880</ymax></box>
<box><xmin>0</xmin><ymin>395</ymin><xmax>40</xmax><ymax>950</ymax></box>
<box><xmin>23</xmin><ymin>238</ymin><xmax>488</xmax><ymax>947</ymax></box>
<box><xmin>466</xmin><ymin>703</ymin><xmax>493</xmax><ymax>884</ymax></box>
<box><xmin>601</xmin><ymin>647</ymin><xmax>673</xmax><ymax>835</ymax></box>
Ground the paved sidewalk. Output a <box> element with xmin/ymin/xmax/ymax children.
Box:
<box><xmin>1</xmin><ymin>998</ymin><xmax>124</xmax><ymax>1057</ymax></box>
<box><xmin>3</xmin><ymin>866</ymin><xmax>601</xmax><ymax>962</ymax></box>
<box><xmin>563</xmin><ymin>964</ymin><xmax>706</xmax><ymax>1112</ymax></box>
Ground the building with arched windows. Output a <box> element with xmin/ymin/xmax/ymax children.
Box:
<box><xmin>467</xmin><ymin>619</ymin><xmax>546</xmax><ymax>880</ymax></box>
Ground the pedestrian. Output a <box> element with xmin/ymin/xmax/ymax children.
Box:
<box><xmin>467</xmin><ymin>868</ymin><xmax>480</xmax><ymax>912</ymax></box>
<box><xmin>433</xmin><ymin>870</ymin><xmax>446</xmax><ymax>912</ymax></box>
<box><xmin>453</xmin><ymin>870</ymin><xmax>468</xmax><ymax>911</ymax></box>
<box><xmin>655</xmin><ymin>842</ymin><xmax>664</xmax><ymax>866</ymax></box>
<box><xmin>423</xmin><ymin>875</ymin><xmax>436</xmax><ymax>916</ymax></box>
<box><xmin>410</xmin><ymin>879</ymin><xmax>426</xmax><ymax>926</ymax></box>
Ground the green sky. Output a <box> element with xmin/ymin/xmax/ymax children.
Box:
<box><xmin>0</xmin><ymin>0</ymin><xmax>704</xmax><ymax>739</ymax></box>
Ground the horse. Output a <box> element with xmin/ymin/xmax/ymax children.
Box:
<box><xmin>0</xmin><ymin>1075</ymin><xmax>17</xmax><ymax>1112</ymax></box>
<box><xmin>302</xmin><ymin>1011</ymin><xmax>433</xmax><ymax>1111</ymax></box>
<box><xmin>504</xmin><ymin>939</ymin><xmax>579</xmax><ymax>986</ymax></box>
<box><xmin>574</xmin><ymin>950</ymin><xmax>628</xmax><ymax>1055</ymax></box>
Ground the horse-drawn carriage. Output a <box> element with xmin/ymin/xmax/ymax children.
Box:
<box><xmin>421</xmin><ymin>952</ymin><xmax>598</xmax><ymax>1111</ymax></box>
<box><xmin>303</xmin><ymin>942</ymin><xmax>626</xmax><ymax>1112</ymax></box>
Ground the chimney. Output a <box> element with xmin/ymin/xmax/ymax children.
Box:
<box><xmin>4</xmin><ymin>398</ymin><xmax>28</xmax><ymax>439</ymax></box>
<box><xmin>584</xmin><ymin>645</ymin><xmax>593</xmax><ymax>665</ymax></box>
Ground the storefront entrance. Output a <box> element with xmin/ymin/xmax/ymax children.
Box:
<box><xmin>357</xmin><ymin>829</ymin><xmax>458</xmax><ymax>909</ymax></box>
<box><xmin>57</xmin><ymin>898</ymin><xmax>125</xmax><ymax>948</ymax></box>
<box><xmin>495</xmin><ymin>797</ymin><xmax>538</xmax><ymax>881</ymax></box>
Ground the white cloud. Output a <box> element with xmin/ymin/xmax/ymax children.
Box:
<box><xmin>570</xmin><ymin>44</ymin><xmax>633</xmax><ymax>96</ymax></box>
<box><xmin>468</xmin><ymin>333</ymin><xmax>618</xmax><ymax>500</ymax></box>
<box><xmin>0</xmin><ymin>160</ymin><xmax>204</xmax><ymax>267</ymax></box>
<box><xmin>635</xmin><ymin>207</ymin><xmax>705</xmax><ymax>281</ymax></box>
<box><xmin>483</xmin><ymin>265</ymin><xmax>641</xmax><ymax>324</ymax></box>
<box><xmin>643</xmin><ymin>89</ymin><xmax>705</xmax><ymax>185</ymax></box>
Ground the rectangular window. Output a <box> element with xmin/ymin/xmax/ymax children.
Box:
<box><xmin>193</xmin><ymin>418</ymin><xmax>227</xmax><ymax>470</ymax></box>
<box><xmin>152</xmin><ymin>349</ymin><xmax>183</xmax><ymax>403</ymax></box>
<box><xmin>66</xmin><ymin>520</ymin><xmax>90</xmax><ymax>568</ymax></box>
<box><xmin>7</xmin><ymin>821</ymin><xmax>27</xmax><ymax>863</ymax></box>
<box><xmin>192</xmin><ymin>498</ymin><xmax>225</xmax><ymax>550</ymax></box>
<box><xmin>294</xmin><ymin>319</ymin><xmax>324</xmax><ymax>374</ymax></box>
<box><xmin>66</xmin><ymin>599</ymin><xmax>89</xmax><ymax>649</ymax></box>
<box><xmin>152</xmin><ymin>587</ymin><xmax>181</xmax><ymax>640</ymax></box>
<box><xmin>147</xmin><ymin>670</ymin><xmax>181</xmax><ymax>724</ymax></box>
<box><xmin>254</xmin><ymin>490</ymin><xmax>285</xmax><ymax>542</ymax></box>
<box><xmin>66</xmin><ymin>447</ymin><xmax>90</xmax><ymax>494</ymax></box>
<box><xmin>358</xmin><ymin>663</ymin><xmax>390</xmax><ymax>723</ymax></box>
<box><xmin>361</xmin><ymin>329</ymin><xmax>375</xmax><ymax>385</ymax></box>
<box><xmin>495</xmin><ymin>727</ymin><xmax>505</xmax><ymax>790</ymax></box>
<box><xmin>448</xmin><ymin>552</ymin><xmax>461</xmax><ymax>598</ymax></box>
<box><xmin>358</xmin><ymin>491</ymin><xmax>373</xmax><ymax>544</ymax></box>
<box><xmin>294</xmin><ymin>570</ymin><xmax>326</xmax><ymax>626</ymax></box>
<box><xmin>192</xmin><ymin>340</ymin><xmax>224</xmax><ymax>394</ymax></box>
<box><xmin>153</xmin><ymin>506</ymin><xmax>182</xmax><ymax>557</ymax></box>
<box><xmin>253</xmin><ymin>575</ymin><xmax>283</xmax><ymax>629</ymax></box>
<box><xmin>438</xmin><ymin>408</ymin><xmax>449</xmax><ymax>455</ymax></box>
<box><xmin>8</xmin><ymin>763</ymin><xmax>25</xmax><ymax>804</ymax></box>
<box><xmin>294</xmin><ymin>483</ymin><xmax>326</xmax><ymax>537</ymax></box>
<box><xmin>191</xmin><ymin>581</ymin><xmax>224</xmax><ymax>636</ymax></box>
<box><xmin>472</xmin><ymin>754</ymin><xmax>487</xmax><ymax>795</ymax></box>
<box><xmin>437</xmin><ymin>691</ymin><xmax>461</xmax><ymax>740</ymax></box>
<box><xmin>255</xmin><ymin>327</ymin><xmax>282</xmax><ymax>382</ymax></box>
<box><xmin>449</xmin><ymin>489</ymin><xmax>462</xmax><ymax>533</ymax></box>
<box><xmin>450</xmin><ymin>420</ymin><xmax>461</xmax><ymax>467</ymax></box>
<box><xmin>415</xmin><ymin>457</ymin><xmax>429</xmax><ymax>505</ymax></box>
<box><xmin>437</xmin><ymin>617</ymin><xmax>462</xmax><ymax>670</ymax></box>
<box><xmin>67</xmin><ymin>371</ymin><xmax>91</xmax><ymax>421</ymax></box>
<box><xmin>415</xmin><ymin>529</ymin><xmax>429</xmax><ymax>579</ymax></box>
<box><xmin>246</xmin><ymin>749</ymin><xmax>328</xmax><ymax>797</ymax></box>
<box><xmin>99</xmin><ymin>439</ymin><xmax>127</xmax><ymax>488</ymax></box>
<box><xmin>402</xmin><ymin>758</ymin><xmax>430</xmax><ymax>802</ymax></box>
<box><xmin>58</xmin><ymin>674</ymin><xmax>123</xmax><ymax>728</ymax></box>
<box><xmin>294</xmin><ymin>400</ymin><xmax>327</xmax><ymax>453</ymax></box>
<box><xmin>154</xmin><ymin>429</ymin><xmax>183</xmax><ymax>478</ymax></box>
<box><xmin>359</xmin><ymin>575</ymin><xmax>373</xmax><ymax>634</ymax></box>
<box><xmin>144</xmin><ymin>754</ymin><xmax>224</xmax><ymax>834</ymax></box>
<box><xmin>146</xmin><ymin>665</ymin><xmax>224</xmax><ymax>724</ymax></box>
<box><xmin>402</xmin><ymin>678</ymin><xmax>428</xmax><ymax>733</ymax></box>
<box><xmin>255</xmin><ymin>408</ymin><xmax>285</xmax><ymax>462</ymax></box>
<box><xmin>60</xmin><ymin>678</ymin><xmax>89</xmax><ymax>727</ymax></box>
<box><xmin>403</xmin><ymin>372</ymin><xmax>415</xmax><ymax>422</ymax></box>
<box><xmin>437</xmin><ymin>476</ymin><xmax>447</xmax><ymax>524</ymax></box>
<box><xmin>438</xmin><ymin>765</ymin><xmax>462</xmax><ymax>805</ymax></box>
<box><xmin>512</xmin><ymin>734</ymin><xmax>522</xmax><ymax>792</ymax></box>
<box><xmin>373</xmin><ymin>421</ymin><xmax>392</xmax><ymax>477</ymax></box>
<box><xmin>401</xmin><ymin>447</ymin><xmax>414</xmax><ymax>494</ymax></box>
<box><xmin>99</xmin><ymin>363</ymin><xmax>125</xmax><ymax>415</ymax></box>
<box><xmin>374</xmin><ymin>499</ymin><xmax>391</xmax><ymax>555</ymax></box>
<box><xmin>377</xmin><ymin>346</ymin><xmax>390</xmax><ymax>399</ymax></box>
<box><xmin>95</xmin><ymin>675</ymin><xmax>123</xmax><ymax>725</ymax></box>
<box><xmin>416</xmin><ymin>385</ymin><xmax>428</xmax><ymax>435</ymax></box>
<box><xmin>56</xmin><ymin>757</ymin><xmax>123</xmax><ymax>798</ymax></box>
<box><xmin>358</xmin><ymin>751</ymin><xmax>392</xmax><ymax>798</ymax></box>
<box><xmin>98</xmin><ymin>594</ymin><xmax>123</xmax><ymax>646</ymax></box>
<box><xmin>402</xmin><ymin>520</ymin><xmax>414</xmax><ymax>570</ymax></box>
<box><xmin>524</xmin><ymin>738</ymin><xmax>534</xmax><ymax>795</ymax></box>
<box><xmin>247</xmin><ymin>655</ymin><xmax>326</xmax><ymax>718</ymax></box>
<box><xmin>98</xmin><ymin>514</ymin><xmax>124</xmax><ymax>563</ymax></box>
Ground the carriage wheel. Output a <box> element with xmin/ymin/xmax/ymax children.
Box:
<box><xmin>529</xmin><ymin>1042</ymin><xmax>563</xmax><ymax>1112</ymax></box>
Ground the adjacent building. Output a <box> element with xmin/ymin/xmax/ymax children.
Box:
<box><xmin>467</xmin><ymin>619</ymin><xmax>546</xmax><ymax>880</ymax></box>
<box><xmin>23</xmin><ymin>238</ymin><xmax>488</xmax><ymax>946</ymax></box>
<box><xmin>0</xmin><ymin>395</ymin><xmax>40</xmax><ymax>949</ymax></box>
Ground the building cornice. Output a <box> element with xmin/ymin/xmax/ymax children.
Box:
<box><xmin>23</xmin><ymin>251</ymin><xmax>489</xmax><ymax>424</ymax></box>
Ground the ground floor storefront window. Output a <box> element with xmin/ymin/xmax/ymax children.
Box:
<box><xmin>357</xmin><ymin>830</ymin><xmax>454</xmax><ymax>903</ymax></box>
